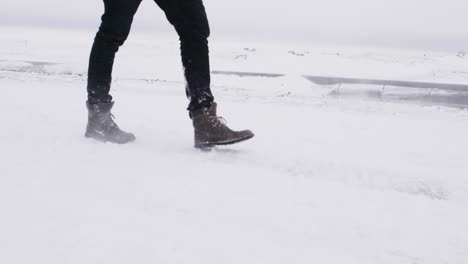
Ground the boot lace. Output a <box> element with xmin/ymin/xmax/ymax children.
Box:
<box><xmin>102</xmin><ymin>113</ymin><xmax>119</xmax><ymax>129</ymax></box>
<box><xmin>208</xmin><ymin>116</ymin><xmax>227</xmax><ymax>128</ymax></box>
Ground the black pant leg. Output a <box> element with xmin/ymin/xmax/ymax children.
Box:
<box><xmin>87</xmin><ymin>0</ymin><xmax>142</xmax><ymax>103</ymax></box>
<box><xmin>155</xmin><ymin>0</ymin><xmax>214</xmax><ymax>111</ymax></box>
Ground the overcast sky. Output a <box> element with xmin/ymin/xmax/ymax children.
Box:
<box><xmin>2</xmin><ymin>0</ymin><xmax>467</xmax><ymax>50</ymax></box>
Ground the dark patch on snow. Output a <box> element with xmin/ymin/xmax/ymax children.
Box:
<box><xmin>304</xmin><ymin>75</ymin><xmax>468</xmax><ymax>92</ymax></box>
<box><xmin>0</xmin><ymin>60</ymin><xmax>60</xmax><ymax>74</ymax></box>
<box><xmin>212</xmin><ymin>71</ymin><xmax>284</xmax><ymax>78</ymax></box>
<box><xmin>306</xmin><ymin>75</ymin><xmax>468</xmax><ymax>108</ymax></box>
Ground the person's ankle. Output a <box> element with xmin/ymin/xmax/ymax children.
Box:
<box><xmin>188</xmin><ymin>100</ymin><xmax>213</xmax><ymax>118</ymax></box>
<box><xmin>87</xmin><ymin>95</ymin><xmax>113</xmax><ymax>105</ymax></box>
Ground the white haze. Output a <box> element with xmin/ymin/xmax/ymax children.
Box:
<box><xmin>2</xmin><ymin>0</ymin><xmax>468</xmax><ymax>50</ymax></box>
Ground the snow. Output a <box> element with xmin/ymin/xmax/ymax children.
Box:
<box><xmin>3</xmin><ymin>0</ymin><xmax>468</xmax><ymax>50</ymax></box>
<box><xmin>1</xmin><ymin>27</ymin><xmax>468</xmax><ymax>263</ymax></box>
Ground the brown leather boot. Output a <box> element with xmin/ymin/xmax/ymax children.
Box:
<box><xmin>85</xmin><ymin>101</ymin><xmax>136</xmax><ymax>144</ymax></box>
<box><xmin>191</xmin><ymin>102</ymin><xmax>254</xmax><ymax>148</ymax></box>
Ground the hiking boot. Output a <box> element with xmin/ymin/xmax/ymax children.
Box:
<box><xmin>85</xmin><ymin>101</ymin><xmax>136</xmax><ymax>144</ymax></box>
<box><xmin>191</xmin><ymin>102</ymin><xmax>254</xmax><ymax>148</ymax></box>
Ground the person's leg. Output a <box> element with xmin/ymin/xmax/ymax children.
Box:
<box><xmin>155</xmin><ymin>0</ymin><xmax>254</xmax><ymax>148</ymax></box>
<box><xmin>87</xmin><ymin>0</ymin><xmax>142</xmax><ymax>104</ymax></box>
<box><xmin>85</xmin><ymin>0</ymin><xmax>141</xmax><ymax>144</ymax></box>
<box><xmin>154</xmin><ymin>0</ymin><xmax>214</xmax><ymax>112</ymax></box>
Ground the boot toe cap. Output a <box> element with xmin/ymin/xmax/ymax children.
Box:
<box><xmin>240</xmin><ymin>129</ymin><xmax>254</xmax><ymax>138</ymax></box>
<box><xmin>115</xmin><ymin>133</ymin><xmax>136</xmax><ymax>144</ymax></box>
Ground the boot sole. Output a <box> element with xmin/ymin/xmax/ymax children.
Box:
<box><xmin>85</xmin><ymin>133</ymin><xmax>136</xmax><ymax>144</ymax></box>
<box><xmin>195</xmin><ymin>133</ymin><xmax>255</xmax><ymax>149</ymax></box>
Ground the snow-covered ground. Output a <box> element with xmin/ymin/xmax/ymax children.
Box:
<box><xmin>1</xmin><ymin>27</ymin><xmax>468</xmax><ymax>263</ymax></box>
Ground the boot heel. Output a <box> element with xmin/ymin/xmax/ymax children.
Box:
<box><xmin>194</xmin><ymin>142</ymin><xmax>214</xmax><ymax>149</ymax></box>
